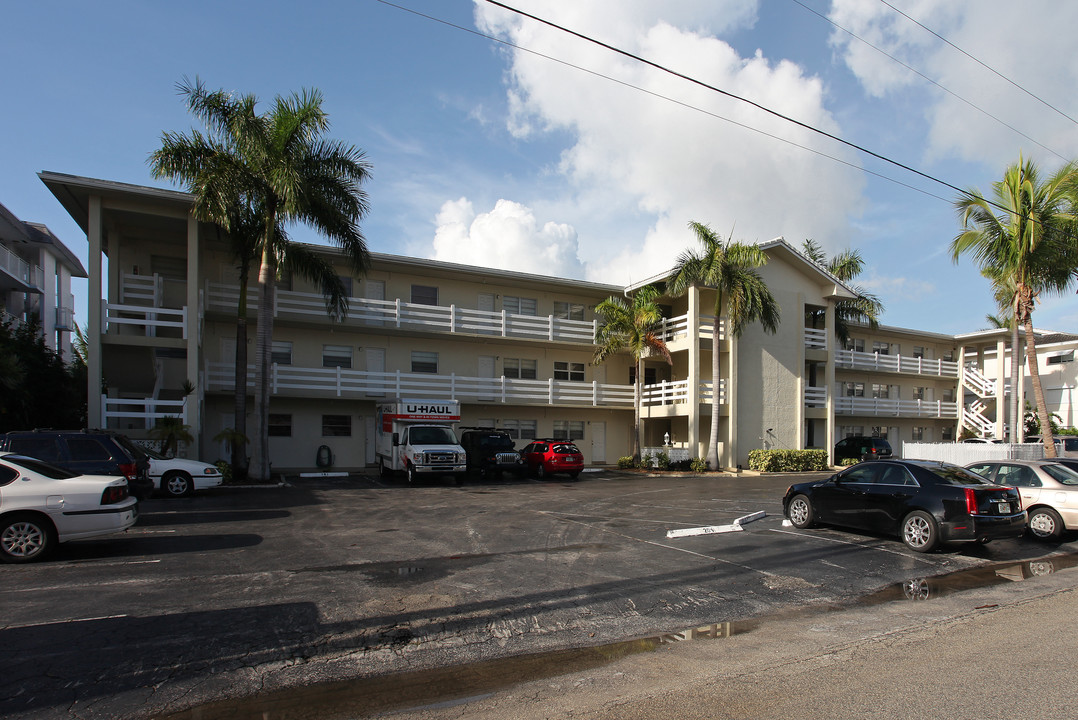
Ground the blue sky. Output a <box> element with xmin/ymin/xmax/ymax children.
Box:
<box><xmin>3</xmin><ymin>0</ymin><xmax>1077</xmax><ymax>336</ymax></box>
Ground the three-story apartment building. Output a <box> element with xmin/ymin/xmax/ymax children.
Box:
<box><xmin>0</xmin><ymin>200</ymin><xmax>85</xmax><ymax>360</ymax></box>
<box><xmin>39</xmin><ymin>170</ymin><xmax>1024</xmax><ymax>471</ymax></box>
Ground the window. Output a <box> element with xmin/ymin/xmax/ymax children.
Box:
<box><xmin>845</xmin><ymin>338</ymin><xmax>865</xmax><ymax>352</ymax></box>
<box><xmin>844</xmin><ymin>382</ymin><xmax>865</xmax><ymax>397</ymax></box>
<box><xmin>337</xmin><ymin>276</ymin><xmax>354</xmax><ymax>298</ymax></box>
<box><xmin>872</xmin><ymin>384</ymin><xmax>890</xmax><ymax>399</ymax></box>
<box><xmin>1048</xmin><ymin>351</ymin><xmax>1074</xmax><ymax>365</ymax></box>
<box><xmin>912</xmin><ymin>386</ymin><xmax>925</xmax><ymax>401</ymax></box>
<box><xmin>554</xmin><ymin>301</ymin><xmax>585</xmax><ymax>321</ymax></box>
<box><xmin>913</xmin><ymin>346</ymin><xmax>925</xmax><ymax>359</ymax></box>
<box><xmin>629</xmin><ymin>367</ymin><xmax>658</xmax><ymax>385</ymax></box>
<box><xmin>322</xmin><ymin>414</ymin><xmax>352</xmax><ymax>437</ymax></box>
<box><xmin>872</xmin><ymin>341</ymin><xmax>891</xmax><ymax>355</ymax></box>
<box><xmin>941</xmin><ymin>426</ymin><xmax>955</xmax><ymax>441</ymax></box>
<box><xmin>840</xmin><ymin>426</ymin><xmax>864</xmax><ymax>439</ymax></box>
<box><xmin>943</xmin><ymin>350</ymin><xmax>955</xmax><ymax>361</ymax></box>
<box><xmin>504</xmin><ymin>296</ymin><xmax>538</xmax><ymax>316</ymax></box>
<box><xmin>412</xmin><ymin>351</ymin><xmax>438</xmax><ymax>374</ymax></box>
<box><xmin>553</xmin><ymin>420</ymin><xmax>585</xmax><ymax>440</ymax></box>
<box><xmin>502</xmin><ymin>419</ymin><xmax>537</xmax><ymax>441</ymax></box>
<box><xmin>269</xmin><ymin>414</ymin><xmax>292</xmax><ymax>437</ymax></box>
<box><xmin>322</xmin><ymin>345</ymin><xmax>353</xmax><ymax>369</ymax></box>
<box><xmin>554</xmin><ymin>361</ymin><xmax>585</xmax><ymax>382</ymax></box>
<box><xmin>272</xmin><ymin>341</ymin><xmax>293</xmax><ymax>366</ymax></box>
<box><xmin>411</xmin><ymin>284</ymin><xmax>438</xmax><ymax>306</ymax></box>
<box><xmin>503</xmin><ymin>358</ymin><xmax>537</xmax><ymax>380</ymax></box>
<box><xmin>871</xmin><ymin>426</ymin><xmax>888</xmax><ymax>439</ymax></box>
<box><xmin>942</xmin><ymin>388</ymin><xmax>956</xmax><ymax>402</ymax></box>
<box><xmin>912</xmin><ymin>427</ymin><xmax>925</xmax><ymax>441</ymax></box>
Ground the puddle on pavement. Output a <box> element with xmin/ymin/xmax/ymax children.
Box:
<box><xmin>157</xmin><ymin>620</ymin><xmax>756</xmax><ymax>720</ymax></box>
<box><xmin>158</xmin><ymin>551</ymin><xmax>1077</xmax><ymax>720</ymax></box>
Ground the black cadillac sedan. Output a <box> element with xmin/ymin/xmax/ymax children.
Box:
<box><xmin>783</xmin><ymin>460</ymin><xmax>1027</xmax><ymax>552</ymax></box>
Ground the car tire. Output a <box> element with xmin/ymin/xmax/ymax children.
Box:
<box><xmin>163</xmin><ymin>471</ymin><xmax>193</xmax><ymax>498</ymax></box>
<box><xmin>0</xmin><ymin>513</ymin><xmax>57</xmax><ymax>564</ymax></box>
<box><xmin>569</xmin><ymin>471</ymin><xmax>580</xmax><ymax>480</ymax></box>
<box><xmin>406</xmin><ymin>463</ymin><xmax>417</xmax><ymax>485</ymax></box>
<box><xmin>536</xmin><ymin>464</ymin><xmax>546</xmax><ymax>480</ymax></box>
<box><xmin>379</xmin><ymin>458</ymin><xmax>390</xmax><ymax>478</ymax></box>
<box><xmin>1028</xmin><ymin>507</ymin><xmax>1064</xmax><ymax>541</ymax></box>
<box><xmin>902</xmin><ymin>510</ymin><xmax>939</xmax><ymax>553</ymax></box>
<box><xmin>787</xmin><ymin>494</ymin><xmax>815</xmax><ymax>529</ymax></box>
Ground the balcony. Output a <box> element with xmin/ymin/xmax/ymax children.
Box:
<box><xmin>205</xmin><ymin>361</ymin><xmax>636</xmax><ymax>408</ymax></box>
<box><xmin>655</xmin><ymin>314</ymin><xmax>723</xmax><ymax>344</ymax></box>
<box><xmin>102</xmin><ymin>301</ymin><xmax>187</xmax><ymax>339</ymax></box>
<box><xmin>836</xmin><ymin>349</ymin><xmax>958</xmax><ymax>378</ymax></box>
<box><xmin>835</xmin><ymin>396</ymin><xmax>958</xmax><ymax>419</ymax></box>
<box><xmin>0</xmin><ymin>243</ymin><xmax>43</xmax><ymax>292</ymax></box>
<box><xmin>641</xmin><ymin>379</ymin><xmax>726</xmax><ymax>407</ymax></box>
<box><xmin>205</xmin><ymin>282</ymin><xmax>598</xmax><ymax>345</ymax></box>
<box><xmin>100</xmin><ymin>396</ymin><xmax>188</xmax><ymax>430</ymax></box>
<box><xmin>804</xmin><ymin>328</ymin><xmax>827</xmax><ymax>351</ymax></box>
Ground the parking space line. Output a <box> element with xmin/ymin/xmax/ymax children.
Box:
<box><xmin>5</xmin><ymin>614</ymin><xmax>128</xmax><ymax>630</ymax></box>
<box><xmin>769</xmin><ymin>528</ymin><xmax>939</xmax><ymax>564</ymax></box>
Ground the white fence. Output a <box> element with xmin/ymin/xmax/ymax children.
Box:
<box><xmin>902</xmin><ymin>442</ymin><xmax>1049</xmax><ymax>464</ymax></box>
<box><xmin>836</xmin><ymin>350</ymin><xmax>958</xmax><ymax>378</ymax></box>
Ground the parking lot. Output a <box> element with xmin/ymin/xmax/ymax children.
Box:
<box><xmin>2</xmin><ymin>469</ymin><xmax>1074</xmax><ymax>719</ymax></box>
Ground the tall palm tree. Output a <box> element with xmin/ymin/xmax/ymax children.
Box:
<box><xmin>150</xmin><ymin>77</ymin><xmax>373</xmax><ymax>480</ymax></box>
<box><xmin>593</xmin><ymin>284</ymin><xmax>673</xmax><ymax>462</ymax></box>
<box><xmin>952</xmin><ymin>155</ymin><xmax>1078</xmax><ymax>457</ymax></box>
<box><xmin>668</xmin><ymin>221</ymin><xmax>781</xmax><ymax>469</ymax></box>
<box><xmin>801</xmin><ymin>239</ymin><xmax>884</xmax><ymax>346</ymax></box>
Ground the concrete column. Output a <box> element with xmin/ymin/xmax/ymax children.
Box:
<box><xmin>687</xmin><ymin>286</ymin><xmax>701</xmax><ymax>460</ymax></box>
<box><xmin>995</xmin><ymin>338</ymin><xmax>1007</xmax><ymax>439</ymax></box>
<box><xmin>87</xmin><ymin>196</ymin><xmax>103</xmax><ymax>428</ymax></box>
<box><xmin>186</xmin><ymin>214</ymin><xmax>201</xmax><ymax>457</ymax></box>
<box><xmin>956</xmin><ymin>343</ymin><xmax>967</xmax><ymax>438</ymax></box>
<box><xmin>825</xmin><ymin>299</ymin><xmax>836</xmax><ymax>464</ymax></box>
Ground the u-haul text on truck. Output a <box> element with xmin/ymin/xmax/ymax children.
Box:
<box><xmin>375</xmin><ymin>401</ymin><xmax>467</xmax><ymax>483</ymax></box>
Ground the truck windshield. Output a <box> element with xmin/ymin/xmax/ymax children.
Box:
<box><xmin>410</xmin><ymin>427</ymin><xmax>458</xmax><ymax>445</ymax></box>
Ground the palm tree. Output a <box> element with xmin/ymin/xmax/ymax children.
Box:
<box><xmin>952</xmin><ymin>155</ymin><xmax>1078</xmax><ymax>457</ymax></box>
<box><xmin>150</xmin><ymin>77</ymin><xmax>373</xmax><ymax>481</ymax></box>
<box><xmin>668</xmin><ymin>221</ymin><xmax>781</xmax><ymax>469</ymax></box>
<box><xmin>801</xmin><ymin>239</ymin><xmax>884</xmax><ymax>347</ymax></box>
<box><xmin>593</xmin><ymin>284</ymin><xmax>673</xmax><ymax>463</ymax></box>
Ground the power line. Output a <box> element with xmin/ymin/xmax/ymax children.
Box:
<box><xmin>876</xmin><ymin>0</ymin><xmax>1078</xmax><ymax>127</ymax></box>
<box><xmin>791</xmin><ymin>0</ymin><xmax>1067</xmax><ymax>162</ymax></box>
<box><xmin>480</xmin><ymin>0</ymin><xmax>972</xmax><ymax>201</ymax></box>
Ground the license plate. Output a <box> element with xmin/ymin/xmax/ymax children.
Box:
<box><xmin>997</xmin><ymin>502</ymin><xmax>1011</xmax><ymax>514</ymax></box>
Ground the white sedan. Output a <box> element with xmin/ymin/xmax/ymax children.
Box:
<box><xmin>143</xmin><ymin>446</ymin><xmax>223</xmax><ymax>497</ymax></box>
<box><xmin>0</xmin><ymin>452</ymin><xmax>139</xmax><ymax>563</ymax></box>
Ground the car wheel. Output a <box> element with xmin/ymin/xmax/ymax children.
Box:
<box><xmin>787</xmin><ymin>494</ymin><xmax>815</xmax><ymax>529</ymax></box>
<box><xmin>536</xmin><ymin>464</ymin><xmax>546</xmax><ymax>480</ymax></box>
<box><xmin>902</xmin><ymin>511</ymin><xmax>939</xmax><ymax>553</ymax></box>
<box><xmin>406</xmin><ymin>463</ymin><xmax>417</xmax><ymax>485</ymax></box>
<box><xmin>569</xmin><ymin>471</ymin><xmax>580</xmax><ymax>480</ymax></box>
<box><xmin>0</xmin><ymin>514</ymin><xmax>57</xmax><ymax>563</ymax></box>
<box><xmin>163</xmin><ymin>471</ymin><xmax>193</xmax><ymax>498</ymax></box>
<box><xmin>1028</xmin><ymin>507</ymin><xmax>1064</xmax><ymax>541</ymax></box>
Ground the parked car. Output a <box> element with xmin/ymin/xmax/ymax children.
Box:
<box><xmin>833</xmin><ymin>436</ymin><xmax>893</xmax><ymax>463</ymax></box>
<box><xmin>783</xmin><ymin>459</ymin><xmax>1026</xmax><ymax>552</ymax></box>
<box><xmin>0</xmin><ymin>430</ymin><xmax>153</xmax><ymax>500</ymax></box>
<box><xmin>1024</xmin><ymin>436</ymin><xmax>1078</xmax><ymax>458</ymax></box>
<box><xmin>520</xmin><ymin>440</ymin><xmax>584</xmax><ymax>480</ymax></box>
<box><xmin>0</xmin><ymin>452</ymin><xmax>139</xmax><ymax>563</ymax></box>
<box><xmin>142</xmin><ymin>445</ymin><xmax>223</xmax><ymax>497</ymax></box>
<box><xmin>458</xmin><ymin>428</ymin><xmax>524</xmax><ymax>479</ymax></box>
<box><xmin>964</xmin><ymin>459</ymin><xmax>1078</xmax><ymax>541</ymax></box>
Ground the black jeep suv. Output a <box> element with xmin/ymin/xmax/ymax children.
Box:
<box><xmin>458</xmin><ymin>428</ymin><xmax>524</xmax><ymax>479</ymax></box>
<box><xmin>0</xmin><ymin>429</ymin><xmax>154</xmax><ymax>500</ymax></box>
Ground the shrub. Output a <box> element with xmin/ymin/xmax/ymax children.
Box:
<box><xmin>689</xmin><ymin>457</ymin><xmax>709</xmax><ymax>473</ymax></box>
<box><xmin>747</xmin><ymin>449</ymin><xmax>829</xmax><ymax>472</ymax></box>
<box><xmin>655</xmin><ymin>450</ymin><xmax>670</xmax><ymax>470</ymax></box>
<box><xmin>618</xmin><ymin>456</ymin><xmax>635</xmax><ymax>469</ymax></box>
<box><xmin>639</xmin><ymin>452</ymin><xmax>654</xmax><ymax>469</ymax></box>
<box><xmin>215</xmin><ymin>460</ymin><xmax>233</xmax><ymax>484</ymax></box>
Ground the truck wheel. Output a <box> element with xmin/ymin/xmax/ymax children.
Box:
<box><xmin>406</xmin><ymin>463</ymin><xmax>417</xmax><ymax>484</ymax></box>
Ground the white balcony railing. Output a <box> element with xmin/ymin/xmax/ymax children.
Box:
<box><xmin>804</xmin><ymin>328</ymin><xmax>827</xmax><ymax>351</ymax></box>
<box><xmin>962</xmin><ymin>364</ymin><xmax>995</xmax><ymax>397</ymax></box>
<box><xmin>804</xmin><ymin>385</ymin><xmax>827</xmax><ymax>408</ymax></box>
<box><xmin>655</xmin><ymin>314</ymin><xmax>723</xmax><ymax>344</ymax></box>
<box><xmin>834</xmin><ymin>396</ymin><xmax>959</xmax><ymax>419</ymax></box>
<box><xmin>0</xmin><ymin>243</ymin><xmax>42</xmax><ymax>289</ymax></box>
<box><xmin>205</xmin><ymin>282</ymin><xmax>598</xmax><ymax>344</ymax></box>
<box><xmin>205</xmin><ymin>362</ymin><xmax>636</xmax><ymax>408</ymax></box>
<box><xmin>102</xmin><ymin>301</ymin><xmax>187</xmax><ymax>338</ymax></box>
<box><xmin>101</xmin><ymin>395</ymin><xmax>188</xmax><ymax>429</ymax></box>
<box><xmin>836</xmin><ymin>350</ymin><xmax>958</xmax><ymax>378</ymax></box>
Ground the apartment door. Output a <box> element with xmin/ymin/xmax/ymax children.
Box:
<box><xmin>366</xmin><ymin>347</ymin><xmax>386</xmax><ymax>397</ymax></box>
<box><xmin>591</xmin><ymin>422</ymin><xmax>606</xmax><ymax>464</ymax></box>
<box><xmin>366</xmin><ymin>280</ymin><xmax>385</xmax><ymax>325</ymax></box>
<box><xmin>478</xmin><ymin>355</ymin><xmax>496</xmax><ymax>401</ymax></box>
<box><xmin>477</xmin><ymin>293</ymin><xmax>496</xmax><ymax>334</ymax></box>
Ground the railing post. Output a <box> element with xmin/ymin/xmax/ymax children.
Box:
<box><xmin>501</xmin><ymin>375</ymin><xmax>507</xmax><ymax>404</ymax></box>
<box><xmin>336</xmin><ymin>365</ymin><xmax>342</xmax><ymax>397</ymax></box>
<box><xmin>549</xmin><ymin>377</ymin><xmax>555</xmax><ymax>405</ymax></box>
<box><xmin>450</xmin><ymin>304</ymin><xmax>456</xmax><ymax>333</ymax></box>
<box><xmin>395</xmin><ymin>298</ymin><xmax>402</xmax><ymax>328</ymax></box>
<box><xmin>450</xmin><ymin>372</ymin><xmax>456</xmax><ymax>400</ymax></box>
<box><xmin>593</xmin><ymin>379</ymin><xmax>599</xmax><ymax>406</ymax></box>
<box><xmin>501</xmin><ymin>309</ymin><xmax>508</xmax><ymax>337</ymax></box>
<box><xmin>549</xmin><ymin>315</ymin><xmax>555</xmax><ymax>342</ymax></box>
<box><xmin>272</xmin><ymin>362</ymin><xmax>279</xmax><ymax>394</ymax></box>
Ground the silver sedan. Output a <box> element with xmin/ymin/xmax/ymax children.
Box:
<box><xmin>965</xmin><ymin>459</ymin><xmax>1078</xmax><ymax>541</ymax></box>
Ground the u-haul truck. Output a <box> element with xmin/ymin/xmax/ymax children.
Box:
<box><xmin>375</xmin><ymin>400</ymin><xmax>467</xmax><ymax>483</ymax></box>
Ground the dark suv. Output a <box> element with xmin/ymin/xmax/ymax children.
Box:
<box><xmin>834</xmin><ymin>436</ymin><xmax>893</xmax><ymax>463</ymax></box>
<box><xmin>0</xmin><ymin>430</ymin><xmax>153</xmax><ymax>500</ymax></box>
<box><xmin>458</xmin><ymin>428</ymin><xmax>524</xmax><ymax>478</ymax></box>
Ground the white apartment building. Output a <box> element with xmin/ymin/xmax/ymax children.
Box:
<box><xmin>41</xmin><ymin>171</ymin><xmax>1070</xmax><ymax>472</ymax></box>
<box><xmin>0</xmin><ymin>200</ymin><xmax>85</xmax><ymax>360</ymax></box>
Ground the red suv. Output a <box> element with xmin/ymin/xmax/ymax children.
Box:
<box><xmin>520</xmin><ymin>439</ymin><xmax>584</xmax><ymax>480</ymax></box>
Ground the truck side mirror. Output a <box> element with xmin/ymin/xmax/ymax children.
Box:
<box><xmin>392</xmin><ymin>432</ymin><xmax>400</xmax><ymax>447</ymax></box>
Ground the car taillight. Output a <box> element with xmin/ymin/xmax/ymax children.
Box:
<box><xmin>101</xmin><ymin>484</ymin><xmax>130</xmax><ymax>504</ymax></box>
<box><xmin>118</xmin><ymin>462</ymin><xmax>138</xmax><ymax>481</ymax></box>
<box><xmin>964</xmin><ymin>488</ymin><xmax>977</xmax><ymax>514</ymax></box>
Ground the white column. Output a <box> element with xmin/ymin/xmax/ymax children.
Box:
<box><xmin>87</xmin><ymin>196</ymin><xmax>103</xmax><ymax>428</ymax></box>
<box><xmin>186</xmin><ymin>213</ymin><xmax>201</xmax><ymax>457</ymax></box>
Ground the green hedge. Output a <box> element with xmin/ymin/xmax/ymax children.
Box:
<box><xmin>747</xmin><ymin>449</ymin><xmax>829</xmax><ymax>472</ymax></box>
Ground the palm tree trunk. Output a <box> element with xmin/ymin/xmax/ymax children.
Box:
<box><xmin>1024</xmin><ymin>314</ymin><xmax>1056</xmax><ymax>457</ymax></box>
<box><xmin>1010</xmin><ymin>319</ymin><xmax>1021</xmax><ymax>442</ymax></box>
<box><xmin>232</xmin><ymin>308</ymin><xmax>249</xmax><ymax>481</ymax></box>
<box><xmin>252</xmin><ymin>236</ymin><xmax>277</xmax><ymax>482</ymax></box>
<box><xmin>633</xmin><ymin>356</ymin><xmax>642</xmax><ymax>463</ymax></box>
